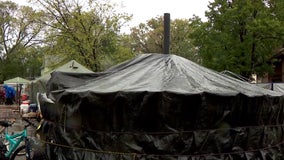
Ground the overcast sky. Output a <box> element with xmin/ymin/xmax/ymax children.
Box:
<box><xmin>11</xmin><ymin>0</ymin><xmax>212</xmax><ymax>33</ymax></box>
<box><xmin>113</xmin><ymin>0</ymin><xmax>212</xmax><ymax>32</ymax></box>
<box><xmin>113</xmin><ymin>1</ymin><xmax>211</xmax><ymax>23</ymax></box>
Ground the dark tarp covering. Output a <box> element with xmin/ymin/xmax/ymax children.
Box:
<box><xmin>256</xmin><ymin>82</ymin><xmax>284</xmax><ymax>94</ymax></box>
<box><xmin>41</xmin><ymin>53</ymin><xmax>284</xmax><ymax>160</ymax></box>
<box><xmin>46</xmin><ymin>71</ymin><xmax>104</xmax><ymax>96</ymax></box>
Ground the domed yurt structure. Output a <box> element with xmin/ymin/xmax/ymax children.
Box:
<box><xmin>41</xmin><ymin>53</ymin><xmax>284</xmax><ymax>159</ymax></box>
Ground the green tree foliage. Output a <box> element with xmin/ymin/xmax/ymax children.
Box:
<box><xmin>0</xmin><ymin>46</ymin><xmax>42</xmax><ymax>81</ymax></box>
<box><xmin>130</xmin><ymin>16</ymin><xmax>199</xmax><ymax>62</ymax></box>
<box><xmin>0</xmin><ymin>1</ymin><xmax>45</xmax><ymax>81</ymax></box>
<box><xmin>190</xmin><ymin>0</ymin><xmax>284</xmax><ymax>78</ymax></box>
<box><xmin>34</xmin><ymin>0</ymin><xmax>134</xmax><ymax>71</ymax></box>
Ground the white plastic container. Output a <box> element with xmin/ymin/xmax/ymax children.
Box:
<box><xmin>20</xmin><ymin>100</ymin><xmax>30</xmax><ymax>114</ymax></box>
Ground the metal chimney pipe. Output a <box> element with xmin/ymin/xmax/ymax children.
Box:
<box><xmin>163</xmin><ymin>13</ymin><xmax>170</xmax><ymax>54</ymax></box>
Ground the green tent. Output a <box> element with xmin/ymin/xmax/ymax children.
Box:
<box><xmin>4</xmin><ymin>77</ymin><xmax>30</xmax><ymax>84</ymax></box>
<box><xmin>30</xmin><ymin>60</ymin><xmax>93</xmax><ymax>103</ymax></box>
<box><xmin>4</xmin><ymin>77</ymin><xmax>30</xmax><ymax>105</ymax></box>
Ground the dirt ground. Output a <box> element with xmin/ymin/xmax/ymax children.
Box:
<box><xmin>0</xmin><ymin>105</ymin><xmax>48</xmax><ymax>160</ymax></box>
<box><xmin>0</xmin><ymin>104</ymin><xmax>38</xmax><ymax>137</ymax></box>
